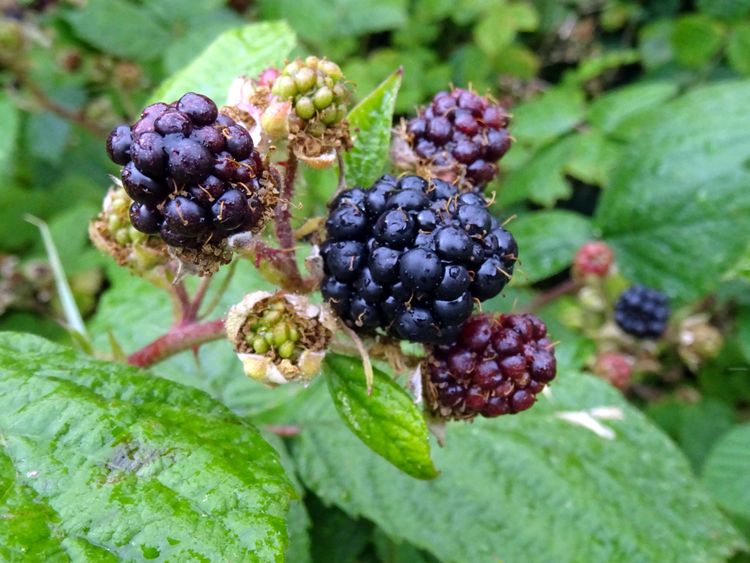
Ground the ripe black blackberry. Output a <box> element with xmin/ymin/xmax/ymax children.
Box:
<box><xmin>320</xmin><ymin>174</ymin><xmax>518</xmax><ymax>344</ymax></box>
<box><xmin>423</xmin><ymin>313</ymin><xmax>556</xmax><ymax>420</ymax></box>
<box><xmin>392</xmin><ymin>88</ymin><xmax>512</xmax><ymax>189</ymax></box>
<box><xmin>614</xmin><ymin>285</ymin><xmax>669</xmax><ymax>339</ymax></box>
<box><xmin>105</xmin><ymin>92</ymin><xmax>275</xmax><ymax>267</ymax></box>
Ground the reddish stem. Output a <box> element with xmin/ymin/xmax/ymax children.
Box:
<box><xmin>526</xmin><ymin>278</ymin><xmax>580</xmax><ymax>313</ymax></box>
<box><xmin>275</xmin><ymin>155</ymin><xmax>298</xmax><ymax>252</ymax></box>
<box><xmin>127</xmin><ymin>319</ymin><xmax>225</xmax><ymax>368</ymax></box>
<box><xmin>263</xmin><ymin>425</ymin><xmax>301</xmax><ymax>437</ymax></box>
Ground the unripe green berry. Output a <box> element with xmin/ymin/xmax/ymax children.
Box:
<box><xmin>307</xmin><ymin>121</ymin><xmax>326</xmax><ymax>137</ymax></box>
<box><xmin>115</xmin><ymin>229</ymin><xmax>130</xmax><ymax>246</ymax></box>
<box><xmin>253</xmin><ymin>337</ymin><xmax>269</xmax><ymax>354</ymax></box>
<box><xmin>289</xmin><ymin>326</ymin><xmax>300</xmax><ymax>342</ymax></box>
<box><xmin>263</xmin><ymin>331</ymin><xmax>275</xmax><ymax>345</ymax></box>
<box><xmin>273</xmin><ymin>323</ymin><xmax>290</xmax><ymax>346</ymax></box>
<box><xmin>263</xmin><ymin>309</ymin><xmax>283</xmax><ymax>324</ymax></box>
<box><xmin>313</xmin><ymin>87</ymin><xmax>334</xmax><ymax>110</ymax></box>
<box><xmin>278</xmin><ymin>340</ymin><xmax>295</xmax><ymax>359</ymax></box>
<box><xmin>284</xmin><ymin>61</ymin><xmax>301</xmax><ymax>75</ymax></box>
<box><xmin>294</xmin><ymin>67</ymin><xmax>317</xmax><ymax>93</ymax></box>
<box><xmin>319</xmin><ymin>105</ymin><xmax>338</xmax><ymax>125</ymax></box>
<box><xmin>295</xmin><ymin>97</ymin><xmax>315</xmax><ymax>120</ymax></box>
<box><xmin>336</xmin><ymin>104</ymin><xmax>348</xmax><ymax>122</ymax></box>
<box><xmin>272</xmin><ymin>75</ymin><xmax>297</xmax><ymax>99</ymax></box>
<box><xmin>305</xmin><ymin>55</ymin><xmax>319</xmax><ymax>69</ymax></box>
<box><xmin>320</xmin><ymin>60</ymin><xmax>343</xmax><ymax>80</ymax></box>
<box><xmin>332</xmin><ymin>83</ymin><xmax>348</xmax><ymax>101</ymax></box>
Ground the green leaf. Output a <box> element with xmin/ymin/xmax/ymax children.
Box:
<box><xmin>564</xmin><ymin>49</ymin><xmax>640</xmax><ymax>85</ymax></box>
<box><xmin>343</xmin><ymin>68</ymin><xmax>403</xmax><ymax>186</ymax></box>
<box><xmin>152</xmin><ymin>21</ymin><xmax>296</xmax><ymax>104</ymax></box>
<box><xmin>702</xmin><ymin>423</ymin><xmax>750</xmax><ymax>519</ymax></box>
<box><xmin>292</xmin><ymin>372</ymin><xmax>744</xmax><ymax>562</ymax></box>
<box><xmin>511</xmin><ymin>86</ymin><xmax>585</xmax><ymax>148</ymax></box>
<box><xmin>0</xmin><ymin>92</ymin><xmax>19</xmax><ymax>183</ymax></box>
<box><xmin>697</xmin><ymin>0</ymin><xmax>750</xmax><ymax>19</ymax></box>
<box><xmin>587</xmin><ymin>81</ymin><xmax>679</xmax><ymax>134</ymax></box>
<box><xmin>671</xmin><ymin>14</ymin><xmax>725</xmax><ymax>68</ymax></box>
<box><xmin>565</xmin><ymin>129</ymin><xmax>621</xmax><ymax>186</ymax></box>
<box><xmin>257</xmin><ymin>0</ymin><xmax>407</xmax><ymax>47</ymax></box>
<box><xmin>511</xmin><ymin>210</ymin><xmax>593</xmax><ymax>284</ymax></box>
<box><xmin>323</xmin><ymin>353</ymin><xmax>438</xmax><ymax>479</ymax></box>
<box><xmin>638</xmin><ymin>19</ymin><xmax>676</xmax><ymax>69</ymax></box>
<box><xmin>64</xmin><ymin>0</ymin><xmax>171</xmax><ymax>61</ymax></box>
<box><xmin>646</xmin><ymin>399</ymin><xmax>735</xmax><ymax>472</ymax></box>
<box><xmin>473</xmin><ymin>10</ymin><xmax>518</xmax><ymax>57</ymax></box>
<box><xmin>728</xmin><ymin>23</ymin><xmax>750</xmax><ymax>75</ymax></box>
<box><xmin>596</xmin><ymin>80</ymin><xmax>750</xmax><ymax>302</ymax></box>
<box><xmin>0</xmin><ymin>333</ymin><xmax>295</xmax><ymax>560</ymax></box>
<box><xmin>498</xmin><ymin>134</ymin><xmax>578</xmax><ymax>207</ymax></box>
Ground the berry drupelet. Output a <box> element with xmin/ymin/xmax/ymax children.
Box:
<box><xmin>423</xmin><ymin>313</ymin><xmax>557</xmax><ymax>420</ymax></box>
<box><xmin>320</xmin><ymin>174</ymin><xmax>518</xmax><ymax>345</ymax></box>
<box><xmin>614</xmin><ymin>285</ymin><xmax>670</xmax><ymax>339</ymax></box>
<box><xmin>105</xmin><ymin>92</ymin><xmax>273</xmax><ymax>256</ymax></box>
<box><xmin>393</xmin><ymin>88</ymin><xmax>512</xmax><ymax>189</ymax></box>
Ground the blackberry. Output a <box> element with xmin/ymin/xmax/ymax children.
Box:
<box><xmin>392</xmin><ymin>88</ymin><xmax>512</xmax><ymax>189</ymax></box>
<box><xmin>105</xmin><ymin>92</ymin><xmax>276</xmax><ymax>268</ymax></box>
<box><xmin>320</xmin><ymin>175</ymin><xmax>518</xmax><ymax>344</ymax></box>
<box><xmin>614</xmin><ymin>285</ymin><xmax>670</xmax><ymax>339</ymax></box>
<box><xmin>423</xmin><ymin>313</ymin><xmax>556</xmax><ymax>420</ymax></box>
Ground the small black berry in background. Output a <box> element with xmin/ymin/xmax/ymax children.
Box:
<box><xmin>393</xmin><ymin>88</ymin><xmax>512</xmax><ymax>189</ymax></box>
<box><xmin>320</xmin><ymin>174</ymin><xmax>518</xmax><ymax>345</ymax></box>
<box><xmin>614</xmin><ymin>285</ymin><xmax>670</xmax><ymax>339</ymax></box>
<box><xmin>105</xmin><ymin>91</ymin><xmax>273</xmax><ymax>255</ymax></box>
<box><xmin>423</xmin><ymin>313</ymin><xmax>556</xmax><ymax>420</ymax></box>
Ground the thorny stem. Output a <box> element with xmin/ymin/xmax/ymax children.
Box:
<box><xmin>263</xmin><ymin>425</ymin><xmax>301</xmax><ymax>437</ymax></box>
<box><xmin>275</xmin><ymin>155</ymin><xmax>298</xmax><ymax>252</ymax></box>
<box><xmin>127</xmin><ymin>319</ymin><xmax>225</xmax><ymax>368</ymax></box>
<box><xmin>199</xmin><ymin>260</ymin><xmax>238</xmax><ymax>320</ymax></box>
<box><xmin>525</xmin><ymin>278</ymin><xmax>580</xmax><ymax>313</ymax></box>
<box><xmin>15</xmin><ymin>71</ymin><xmax>108</xmax><ymax>138</ymax></box>
<box><xmin>187</xmin><ymin>275</ymin><xmax>213</xmax><ymax>320</ymax></box>
<box><xmin>171</xmin><ymin>281</ymin><xmax>193</xmax><ymax>323</ymax></box>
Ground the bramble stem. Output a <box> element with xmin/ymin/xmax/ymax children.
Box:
<box><xmin>187</xmin><ymin>275</ymin><xmax>213</xmax><ymax>320</ymax></box>
<box><xmin>526</xmin><ymin>278</ymin><xmax>580</xmax><ymax>313</ymax></box>
<box><xmin>127</xmin><ymin>319</ymin><xmax>225</xmax><ymax>368</ymax></box>
<box><xmin>199</xmin><ymin>260</ymin><xmax>238</xmax><ymax>320</ymax></box>
<box><xmin>275</xmin><ymin>155</ymin><xmax>298</xmax><ymax>252</ymax></box>
<box><xmin>14</xmin><ymin>70</ymin><xmax>108</xmax><ymax>138</ymax></box>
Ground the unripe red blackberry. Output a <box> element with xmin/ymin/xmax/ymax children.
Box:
<box><xmin>105</xmin><ymin>92</ymin><xmax>277</xmax><ymax>274</ymax></box>
<box><xmin>392</xmin><ymin>88</ymin><xmax>512</xmax><ymax>189</ymax></box>
<box><xmin>593</xmin><ymin>352</ymin><xmax>632</xmax><ymax>390</ymax></box>
<box><xmin>572</xmin><ymin>241</ymin><xmax>614</xmax><ymax>278</ymax></box>
<box><xmin>614</xmin><ymin>285</ymin><xmax>670</xmax><ymax>339</ymax></box>
<box><xmin>321</xmin><ymin>175</ymin><xmax>518</xmax><ymax>345</ymax></box>
<box><xmin>423</xmin><ymin>313</ymin><xmax>556</xmax><ymax>420</ymax></box>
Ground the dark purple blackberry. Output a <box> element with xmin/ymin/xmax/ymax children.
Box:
<box><xmin>105</xmin><ymin>92</ymin><xmax>273</xmax><ymax>253</ymax></box>
<box><xmin>423</xmin><ymin>314</ymin><xmax>556</xmax><ymax>420</ymax></box>
<box><xmin>320</xmin><ymin>175</ymin><xmax>518</xmax><ymax>344</ymax></box>
<box><xmin>614</xmin><ymin>285</ymin><xmax>670</xmax><ymax>339</ymax></box>
<box><xmin>394</xmin><ymin>88</ymin><xmax>512</xmax><ymax>189</ymax></box>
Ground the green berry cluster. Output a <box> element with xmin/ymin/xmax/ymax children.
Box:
<box><xmin>244</xmin><ymin>300</ymin><xmax>304</xmax><ymax>361</ymax></box>
<box><xmin>271</xmin><ymin>56</ymin><xmax>349</xmax><ymax>135</ymax></box>
<box><xmin>106</xmin><ymin>188</ymin><xmax>150</xmax><ymax>247</ymax></box>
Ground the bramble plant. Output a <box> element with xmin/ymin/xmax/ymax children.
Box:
<box><xmin>3</xmin><ymin>4</ymin><xmax>750</xmax><ymax>562</ymax></box>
